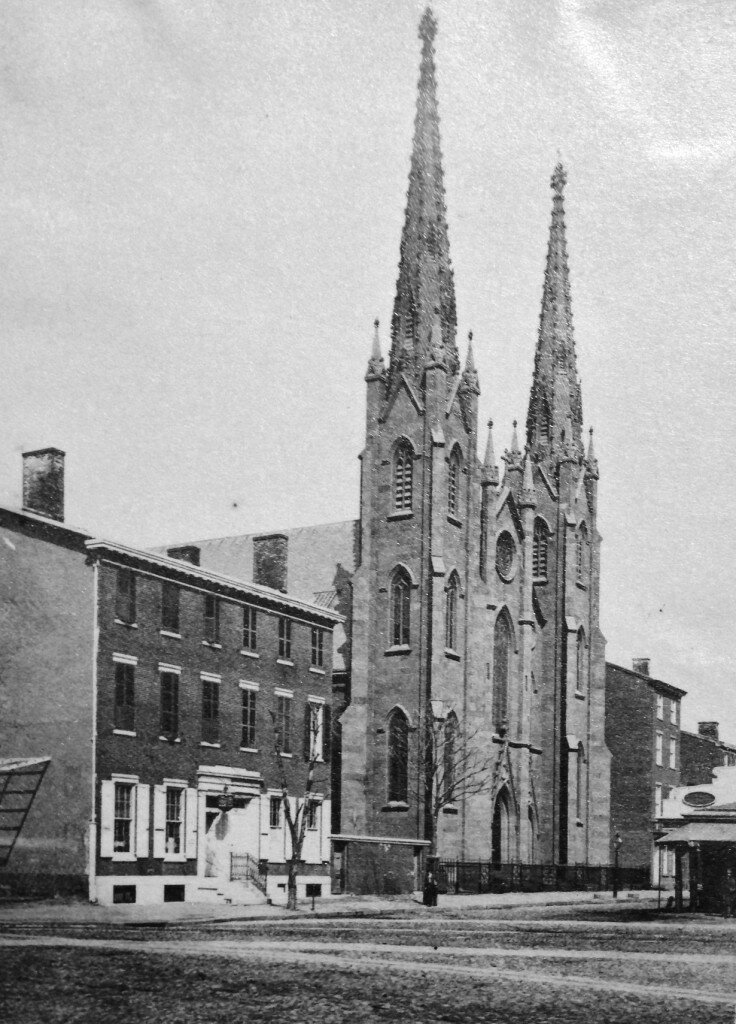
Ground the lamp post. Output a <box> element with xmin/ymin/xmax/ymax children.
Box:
<box><xmin>613</xmin><ymin>831</ymin><xmax>623</xmax><ymax>898</ymax></box>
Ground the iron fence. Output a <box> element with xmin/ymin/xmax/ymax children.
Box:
<box><xmin>435</xmin><ymin>860</ymin><xmax>650</xmax><ymax>894</ymax></box>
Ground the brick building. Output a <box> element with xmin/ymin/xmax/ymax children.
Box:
<box><xmin>605</xmin><ymin>659</ymin><xmax>685</xmax><ymax>883</ymax></box>
<box><xmin>0</xmin><ymin>450</ymin><xmax>341</xmax><ymax>905</ymax></box>
<box><xmin>680</xmin><ymin>722</ymin><xmax>736</xmax><ymax>786</ymax></box>
<box><xmin>172</xmin><ymin>9</ymin><xmax>611</xmax><ymax>886</ymax></box>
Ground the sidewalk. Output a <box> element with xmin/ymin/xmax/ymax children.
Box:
<box><xmin>0</xmin><ymin>889</ymin><xmax>656</xmax><ymax>927</ymax></box>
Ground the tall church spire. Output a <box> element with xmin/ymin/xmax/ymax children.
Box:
<box><xmin>389</xmin><ymin>7</ymin><xmax>458</xmax><ymax>383</ymax></box>
<box><xmin>526</xmin><ymin>164</ymin><xmax>584</xmax><ymax>462</ymax></box>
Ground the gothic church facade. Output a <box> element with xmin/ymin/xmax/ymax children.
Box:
<box><xmin>184</xmin><ymin>8</ymin><xmax>611</xmax><ymax>869</ymax></box>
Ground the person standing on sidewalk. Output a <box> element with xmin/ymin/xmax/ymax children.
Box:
<box><xmin>720</xmin><ymin>867</ymin><xmax>736</xmax><ymax>918</ymax></box>
<box><xmin>423</xmin><ymin>872</ymin><xmax>438</xmax><ymax>908</ymax></box>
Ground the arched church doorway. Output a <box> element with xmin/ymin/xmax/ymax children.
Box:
<box><xmin>491</xmin><ymin>789</ymin><xmax>511</xmax><ymax>866</ymax></box>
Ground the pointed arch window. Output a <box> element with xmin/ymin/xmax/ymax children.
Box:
<box><xmin>387</xmin><ymin>708</ymin><xmax>409</xmax><ymax>804</ymax></box>
<box><xmin>445</xmin><ymin>572</ymin><xmax>460</xmax><ymax>651</ymax></box>
<box><xmin>443</xmin><ymin>711</ymin><xmax>458</xmax><ymax>803</ymax></box>
<box><xmin>539</xmin><ymin>398</ymin><xmax>552</xmax><ymax>444</ymax></box>
<box><xmin>393</xmin><ymin>440</ymin><xmax>414</xmax><ymax>511</ymax></box>
<box><xmin>532</xmin><ymin>519</ymin><xmax>549</xmax><ymax>579</ymax></box>
<box><xmin>576</xmin><ymin>523</ymin><xmax>588</xmax><ymax>584</ymax></box>
<box><xmin>576</xmin><ymin>628</ymin><xmax>587</xmax><ymax>694</ymax></box>
<box><xmin>448</xmin><ymin>447</ymin><xmax>462</xmax><ymax>519</ymax></box>
<box><xmin>390</xmin><ymin>568</ymin><xmax>411</xmax><ymax>647</ymax></box>
<box><xmin>492</xmin><ymin>611</ymin><xmax>513</xmax><ymax>732</ymax></box>
<box><xmin>576</xmin><ymin>743</ymin><xmax>586</xmax><ymax>820</ymax></box>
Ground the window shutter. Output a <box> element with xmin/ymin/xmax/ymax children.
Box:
<box><xmin>185</xmin><ymin>788</ymin><xmax>198</xmax><ymax>859</ymax></box>
<box><xmin>303</xmin><ymin>704</ymin><xmax>312</xmax><ymax>762</ymax></box>
<box><xmin>322</xmin><ymin>705</ymin><xmax>332</xmax><ymax>762</ymax></box>
<box><xmin>153</xmin><ymin>785</ymin><xmax>166</xmax><ymax>858</ymax></box>
<box><xmin>99</xmin><ymin>780</ymin><xmax>115</xmax><ymax>858</ymax></box>
<box><xmin>135</xmin><ymin>784</ymin><xmax>150</xmax><ymax>859</ymax></box>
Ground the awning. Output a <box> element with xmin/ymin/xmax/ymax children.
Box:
<box><xmin>657</xmin><ymin>822</ymin><xmax>736</xmax><ymax>844</ymax></box>
<box><xmin>0</xmin><ymin>756</ymin><xmax>50</xmax><ymax>866</ymax></box>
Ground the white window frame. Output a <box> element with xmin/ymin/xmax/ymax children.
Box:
<box><xmin>655</xmin><ymin>731</ymin><xmax>663</xmax><ymax>767</ymax></box>
<box><xmin>307</xmin><ymin>696</ymin><xmax>325</xmax><ymax>762</ymax></box>
<box><xmin>669</xmin><ymin>737</ymin><xmax>677</xmax><ymax>770</ymax></box>
<box><xmin>101</xmin><ymin>774</ymin><xmax>149</xmax><ymax>862</ymax></box>
<box><xmin>669</xmin><ymin>700</ymin><xmax>677</xmax><ymax>725</ymax></box>
<box><xmin>654</xmin><ymin>783</ymin><xmax>662</xmax><ymax>816</ymax></box>
<box><xmin>656</xmin><ymin>694</ymin><xmax>664</xmax><ymax>720</ymax></box>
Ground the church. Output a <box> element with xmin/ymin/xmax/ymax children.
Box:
<box><xmin>184</xmin><ymin>7</ymin><xmax>611</xmax><ymax>883</ymax></box>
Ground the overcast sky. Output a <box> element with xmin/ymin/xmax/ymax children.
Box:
<box><xmin>1</xmin><ymin>0</ymin><xmax>735</xmax><ymax>738</ymax></box>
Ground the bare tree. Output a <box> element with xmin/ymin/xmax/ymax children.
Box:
<box><xmin>270</xmin><ymin>703</ymin><xmax>329</xmax><ymax>911</ymax></box>
<box><xmin>417</xmin><ymin>709</ymin><xmax>497</xmax><ymax>859</ymax></box>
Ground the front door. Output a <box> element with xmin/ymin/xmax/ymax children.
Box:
<box><xmin>203</xmin><ymin>795</ymin><xmax>260</xmax><ymax>880</ymax></box>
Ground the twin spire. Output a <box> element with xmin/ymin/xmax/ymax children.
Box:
<box><xmin>368</xmin><ymin>9</ymin><xmax>592</xmax><ymax>475</ymax></box>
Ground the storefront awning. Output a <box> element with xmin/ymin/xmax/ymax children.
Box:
<box><xmin>657</xmin><ymin>822</ymin><xmax>736</xmax><ymax>844</ymax></box>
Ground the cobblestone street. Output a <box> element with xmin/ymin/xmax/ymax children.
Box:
<box><xmin>3</xmin><ymin>902</ymin><xmax>736</xmax><ymax>1022</ymax></box>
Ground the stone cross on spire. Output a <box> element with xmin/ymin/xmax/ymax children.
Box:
<box><xmin>389</xmin><ymin>7</ymin><xmax>459</xmax><ymax>384</ymax></box>
<box><xmin>526</xmin><ymin>163</ymin><xmax>584</xmax><ymax>462</ymax></box>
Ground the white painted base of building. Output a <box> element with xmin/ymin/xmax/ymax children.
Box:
<box><xmin>94</xmin><ymin>872</ymin><xmax>332</xmax><ymax>906</ymax></box>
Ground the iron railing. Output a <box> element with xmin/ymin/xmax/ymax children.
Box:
<box><xmin>230</xmin><ymin>852</ymin><xmax>268</xmax><ymax>895</ymax></box>
<box><xmin>435</xmin><ymin>860</ymin><xmax>650</xmax><ymax>894</ymax></box>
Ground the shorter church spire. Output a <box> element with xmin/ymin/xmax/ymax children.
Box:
<box><xmin>520</xmin><ymin>449</ymin><xmax>537</xmax><ymax>507</ymax></box>
<box><xmin>481</xmin><ymin>419</ymin><xmax>499</xmax><ymax>487</ymax></box>
<box><xmin>503</xmin><ymin>420</ymin><xmax>524</xmax><ymax>477</ymax></box>
<box><xmin>586</xmin><ymin>426</ymin><xmax>599</xmax><ymax>479</ymax></box>
<box><xmin>366</xmin><ymin>318</ymin><xmax>386</xmax><ymax>380</ymax></box>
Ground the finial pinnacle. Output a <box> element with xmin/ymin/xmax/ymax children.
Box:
<box><xmin>513</xmin><ymin>419</ymin><xmax>518</xmax><ymax>429</ymax></box>
<box><xmin>468</xmin><ymin>330</ymin><xmax>473</xmax><ymax>342</ymax></box>
<box><xmin>374</xmin><ymin>318</ymin><xmax>379</xmax><ymax>329</ymax></box>
<box><xmin>488</xmin><ymin>419</ymin><xmax>493</xmax><ymax>430</ymax></box>
<box><xmin>419</xmin><ymin>7</ymin><xmax>437</xmax><ymax>45</ymax></box>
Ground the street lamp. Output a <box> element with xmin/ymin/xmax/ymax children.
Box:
<box><xmin>612</xmin><ymin>831</ymin><xmax>623</xmax><ymax>898</ymax></box>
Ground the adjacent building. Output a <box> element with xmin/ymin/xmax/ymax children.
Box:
<box><xmin>680</xmin><ymin>722</ymin><xmax>736</xmax><ymax>786</ymax></box>
<box><xmin>0</xmin><ymin>450</ymin><xmax>342</xmax><ymax>905</ymax></box>
<box><xmin>605</xmin><ymin>659</ymin><xmax>686</xmax><ymax>884</ymax></box>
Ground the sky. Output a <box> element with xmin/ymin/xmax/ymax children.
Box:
<box><xmin>1</xmin><ymin>0</ymin><xmax>735</xmax><ymax>737</ymax></box>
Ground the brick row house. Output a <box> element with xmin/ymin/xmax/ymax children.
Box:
<box><xmin>0</xmin><ymin>450</ymin><xmax>341</xmax><ymax>905</ymax></box>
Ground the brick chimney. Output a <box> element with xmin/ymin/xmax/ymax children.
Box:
<box><xmin>632</xmin><ymin>657</ymin><xmax>650</xmax><ymax>676</ymax></box>
<box><xmin>253</xmin><ymin>534</ymin><xmax>288</xmax><ymax>592</ymax></box>
<box><xmin>22</xmin><ymin>448</ymin><xmax>65</xmax><ymax>522</ymax></box>
<box><xmin>167</xmin><ymin>545</ymin><xmax>200</xmax><ymax>566</ymax></box>
<box><xmin>698</xmin><ymin>721</ymin><xmax>719</xmax><ymax>742</ymax></box>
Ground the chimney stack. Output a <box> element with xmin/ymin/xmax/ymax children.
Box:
<box><xmin>253</xmin><ymin>534</ymin><xmax>288</xmax><ymax>592</ymax></box>
<box><xmin>698</xmin><ymin>721</ymin><xmax>719</xmax><ymax>743</ymax></box>
<box><xmin>22</xmin><ymin>448</ymin><xmax>65</xmax><ymax>522</ymax></box>
<box><xmin>632</xmin><ymin>657</ymin><xmax>650</xmax><ymax>676</ymax></box>
<box><xmin>166</xmin><ymin>545</ymin><xmax>200</xmax><ymax>566</ymax></box>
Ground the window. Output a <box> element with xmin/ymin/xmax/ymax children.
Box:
<box><xmin>160</xmin><ymin>672</ymin><xmax>179</xmax><ymax>737</ymax></box>
<box><xmin>655</xmin><ymin>731</ymin><xmax>663</xmax><ymax>767</ymax></box>
<box><xmin>575</xmin><ymin>629</ymin><xmax>586</xmax><ymax>694</ymax></box>
<box><xmin>495</xmin><ymin>532</ymin><xmax>516</xmax><ymax>581</ymax></box>
<box><xmin>443</xmin><ymin>712</ymin><xmax>458</xmax><ymax>802</ymax></box>
<box><xmin>278</xmin><ymin>618</ymin><xmax>292</xmax><ymax>660</ymax></box>
<box><xmin>492</xmin><ymin>611</ymin><xmax>512</xmax><ymax>731</ymax></box>
<box><xmin>390</xmin><ymin>569</ymin><xmax>411</xmax><ymax>647</ymax></box>
<box><xmin>539</xmin><ymin>398</ymin><xmax>551</xmax><ymax>444</ymax></box>
<box><xmin>165</xmin><ymin>787</ymin><xmax>183</xmax><ymax>855</ymax></box>
<box><xmin>241</xmin><ymin>688</ymin><xmax>257</xmax><ymax>749</ymax></box>
<box><xmin>656</xmin><ymin>694</ymin><xmax>664</xmax><ymax>720</ymax></box>
<box><xmin>243</xmin><ymin>606</ymin><xmax>257</xmax><ymax>651</ymax></box>
<box><xmin>669</xmin><ymin>700</ymin><xmax>677</xmax><ymax>725</ymax></box>
<box><xmin>576</xmin><ymin>744</ymin><xmax>585</xmax><ymax>819</ymax></box>
<box><xmin>269</xmin><ymin>796</ymin><xmax>282</xmax><ymax>828</ymax></box>
<box><xmin>115</xmin><ymin>569</ymin><xmax>136</xmax><ymax>623</ymax></box>
<box><xmin>387</xmin><ymin>708</ymin><xmax>409</xmax><ymax>803</ymax></box>
<box><xmin>654</xmin><ymin>783</ymin><xmax>662</xmax><ymax>816</ymax></box>
<box><xmin>532</xmin><ymin>519</ymin><xmax>548</xmax><ymax>579</ymax></box>
<box><xmin>114</xmin><ymin>662</ymin><xmax>135</xmax><ymax>732</ymax></box>
<box><xmin>576</xmin><ymin>524</ymin><xmax>588</xmax><ymax>584</ymax></box>
<box><xmin>204</xmin><ymin>594</ymin><xmax>220</xmax><ymax>643</ymax></box>
<box><xmin>448</xmin><ymin>447</ymin><xmax>462</xmax><ymax>519</ymax></box>
<box><xmin>306</xmin><ymin>800</ymin><xmax>319</xmax><ymax>830</ymax></box>
<box><xmin>445</xmin><ymin>574</ymin><xmax>459</xmax><ymax>650</ymax></box>
<box><xmin>201</xmin><ymin>679</ymin><xmax>219</xmax><ymax>744</ymax></box>
<box><xmin>393</xmin><ymin>440</ymin><xmax>414</xmax><ymax>511</ymax></box>
<box><xmin>311</xmin><ymin>628</ymin><xmax>324</xmax><ymax>668</ymax></box>
<box><xmin>161</xmin><ymin>582</ymin><xmax>180</xmax><ymax>633</ymax></box>
<box><xmin>114</xmin><ymin>782</ymin><xmax>134</xmax><ymax>854</ymax></box>
<box><xmin>669</xmin><ymin>737</ymin><xmax>677</xmax><ymax>770</ymax></box>
<box><xmin>276</xmin><ymin>694</ymin><xmax>292</xmax><ymax>753</ymax></box>
<box><xmin>304</xmin><ymin>701</ymin><xmax>324</xmax><ymax>762</ymax></box>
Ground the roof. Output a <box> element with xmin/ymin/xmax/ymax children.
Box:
<box><xmin>0</xmin><ymin>756</ymin><xmax>50</xmax><ymax>775</ymax></box>
<box><xmin>86</xmin><ymin>539</ymin><xmax>344</xmax><ymax>625</ymax></box>
<box><xmin>158</xmin><ymin>520</ymin><xmax>359</xmax><ymax>605</ymax></box>
<box><xmin>658</xmin><ymin>822</ymin><xmax>736</xmax><ymax>844</ymax></box>
<box><xmin>0</xmin><ymin>503</ymin><xmax>91</xmax><ymax>544</ymax></box>
<box><xmin>605</xmin><ymin>661</ymin><xmax>687</xmax><ymax>700</ymax></box>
